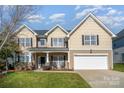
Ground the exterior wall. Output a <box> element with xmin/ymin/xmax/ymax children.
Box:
<box><xmin>113</xmin><ymin>47</ymin><xmax>124</xmax><ymax>63</ymax></box>
<box><xmin>113</xmin><ymin>37</ymin><xmax>124</xmax><ymax>49</ymax></box>
<box><xmin>69</xmin><ymin>50</ymin><xmax>113</xmax><ymax>70</ymax></box>
<box><xmin>69</xmin><ymin>17</ymin><xmax>112</xmax><ymax>50</ymax></box>
<box><xmin>16</xmin><ymin>27</ymin><xmax>37</xmax><ymax>53</ymax></box>
<box><xmin>47</xmin><ymin>27</ymin><xmax>67</xmax><ymax>47</ymax></box>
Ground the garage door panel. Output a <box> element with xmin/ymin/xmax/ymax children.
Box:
<box><xmin>74</xmin><ymin>55</ymin><xmax>108</xmax><ymax>70</ymax></box>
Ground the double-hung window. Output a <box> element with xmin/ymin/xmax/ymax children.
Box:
<box><xmin>19</xmin><ymin>38</ymin><xmax>32</xmax><ymax>47</ymax></box>
<box><xmin>26</xmin><ymin>38</ymin><xmax>32</xmax><ymax>46</ymax></box>
<box><xmin>84</xmin><ymin>35</ymin><xmax>98</xmax><ymax>45</ymax></box>
<box><xmin>19</xmin><ymin>53</ymin><xmax>29</xmax><ymax>62</ymax></box>
<box><xmin>91</xmin><ymin>35</ymin><xmax>97</xmax><ymax>45</ymax></box>
<box><xmin>19</xmin><ymin>38</ymin><xmax>25</xmax><ymax>46</ymax></box>
<box><xmin>52</xmin><ymin>38</ymin><xmax>64</xmax><ymax>47</ymax></box>
<box><xmin>38</xmin><ymin>39</ymin><xmax>46</xmax><ymax>47</ymax></box>
<box><xmin>40</xmin><ymin>39</ymin><xmax>46</xmax><ymax>46</ymax></box>
<box><xmin>84</xmin><ymin>35</ymin><xmax>90</xmax><ymax>45</ymax></box>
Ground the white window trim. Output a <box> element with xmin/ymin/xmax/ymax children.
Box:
<box><xmin>84</xmin><ymin>35</ymin><xmax>97</xmax><ymax>45</ymax></box>
<box><xmin>19</xmin><ymin>53</ymin><xmax>30</xmax><ymax>62</ymax></box>
<box><xmin>52</xmin><ymin>38</ymin><xmax>64</xmax><ymax>47</ymax></box>
<box><xmin>19</xmin><ymin>38</ymin><xmax>31</xmax><ymax>47</ymax></box>
<box><xmin>39</xmin><ymin>39</ymin><xmax>46</xmax><ymax>47</ymax></box>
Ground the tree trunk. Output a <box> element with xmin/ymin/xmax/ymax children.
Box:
<box><xmin>5</xmin><ymin>59</ymin><xmax>8</xmax><ymax>71</ymax></box>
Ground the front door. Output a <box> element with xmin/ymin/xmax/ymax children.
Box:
<box><xmin>41</xmin><ymin>57</ymin><xmax>45</xmax><ymax>66</ymax></box>
<box><xmin>38</xmin><ymin>56</ymin><xmax>45</xmax><ymax>68</ymax></box>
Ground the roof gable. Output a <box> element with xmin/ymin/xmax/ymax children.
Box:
<box><xmin>69</xmin><ymin>13</ymin><xmax>116</xmax><ymax>37</ymax></box>
<box><xmin>45</xmin><ymin>24</ymin><xmax>68</xmax><ymax>36</ymax></box>
<box><xmin>14</xmin><ymin>24</ymin><xmax>37</xmax><ymax>35</ymax></box>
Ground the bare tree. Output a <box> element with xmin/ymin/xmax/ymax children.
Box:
<box><xmin>0</xmin><ymin>5</ymin><xmax>37</xmax><ymax>50</ymax></box>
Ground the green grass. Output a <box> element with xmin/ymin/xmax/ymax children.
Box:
<box><xmin>0</xmin><ymin>72</ymin><xmax>91</xmax><ymax>88</ymax></box>
<box><xmin>113</xmin><ymin>63</ymin><xmax>124</xmax><ymax>72</ymax></box>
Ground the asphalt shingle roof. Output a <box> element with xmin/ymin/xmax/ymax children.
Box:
<box><xmin>117</xmin><ymin>29</ymin><xmax>124</xmax><ymax>38</ymax></box>
<box><xmin>34</xmin><ymin>30</ymin><xmax>48</xmax><ymax>35</ymax></box>
<box><xmin>34</xmin><ymin>30</ymin><xmax>71</xmax><ymax>35</ymax></box>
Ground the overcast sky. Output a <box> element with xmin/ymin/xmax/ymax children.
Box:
<box><xmin>25</xmin><ymin>5</ymin><xmax>124</xmax><ymax>34</ymax></box>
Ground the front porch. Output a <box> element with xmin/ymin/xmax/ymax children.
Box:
<box><xmin>31</xmin><ymin>52</ymin><xmax>69</xmax><ymax>70</ymax></box>
<box><xmin>28</xmin><ymin>47</ymin><xmax>69</xmax><ymax>70</ymax></box>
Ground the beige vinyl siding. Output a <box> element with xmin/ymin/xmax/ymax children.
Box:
<box><xmin>69</xmin><ymin>17</ymin><xmax>112</xmax><ymax>50</ymax></box>
<box><xmin>47</xmin><ymin>27</ymin><xmax>67</xmax><ymax>47</ymax></box>
<box><xmin>16</xmin><ymin>27</ymin><xmax>37</xmax><ymax>52</ymax></box>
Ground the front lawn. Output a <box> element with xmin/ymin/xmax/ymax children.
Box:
<box><xmin>113</xmin><ymin>63</ymin><xmax>124</xmax><ymax>72</ymax></box>
<box><xmin>0</xmin><ymin>72</ymin><xmax>91</xmax><ymax>88</ymax></box>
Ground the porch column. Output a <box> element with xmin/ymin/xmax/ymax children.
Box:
<box><xmin>29</xmin><ymin>52</ymin><xmax>32</xmax><ymax>63</ymax></box>
<box><xmin>46</xmin><ymin>52</ymin><xmax>49</xmax><ymax>64</ymax></box>
<box><xmin>35</xmin><ymin>53</ymin><xmax>37</xmax><ymax>69</ymax></box>
<box><xmin>67</xmin><ymin>52</ymin><xmax>70</xmax><ymax>69</ymax></box>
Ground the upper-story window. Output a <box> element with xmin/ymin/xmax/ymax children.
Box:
<box><xmin>82</xmin><ymin>35</ymin><xmax>99</xmax><ymax>45</ymax></box>
<box><xmin>52</xmin><ymin>38</ymin><xmax>64</xmax><ymax>47</ymax></box>
<box><xmin>40</xmin><ymin>39</ymin><xmax>46</xmax><ymax>46</ymax></box>
<box><xmin>38</xmin><ymin>39</ymin><xmax>46</xmax><ymax>47</ymax></box>
<box><xmin>19</xmin><ymin>38</ymin><xmax>32</xmax><ymax>47</ymax></box>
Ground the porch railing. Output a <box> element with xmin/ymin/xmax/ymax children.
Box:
<box><xmin>43</xmin><ymin>61</ymin><xmax>69</xmax><ymax>70</ymax></box>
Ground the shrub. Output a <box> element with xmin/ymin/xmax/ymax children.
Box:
<box><xmin>0</xmin><ymin>59</ymin><xmax>6</xmax><ymax>71</ymax></box>
<box><xmin>15</xmin><ymin>62</ymin><xmax>33</xmax><ymax>71</ymax></box>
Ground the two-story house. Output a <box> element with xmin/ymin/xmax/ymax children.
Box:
<box><xmin>113</xmin><ymin>29</ymin><xmax>124</xmax><ymax>63</ymax></box>
<box><xmin>14</xmin><ymin>13</ymin><xmax>116</xmax><ymax>70</ymax></box>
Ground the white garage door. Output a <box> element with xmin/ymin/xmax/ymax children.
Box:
<box><xmin>74</xmin><ymin>55</ymin><xmax>108</xmax><ymax>70</ymax></box>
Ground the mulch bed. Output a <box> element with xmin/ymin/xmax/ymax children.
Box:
<box><xmin>0</xmin><ymin>75</ymin><xmax>4</xmax><ymax>78</ymax></box>
<box><xmin>0</xmin><ymin>70</ymin><xmax>15</xmax><ymax>78</ymax></box>
<box><xmin>44</xmin><ymin>69</ymin><xmax>73</xmax><ymax>71</ymax></box>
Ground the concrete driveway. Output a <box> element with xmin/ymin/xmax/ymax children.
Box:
<box><xmin>76</xmin><ymin>70</ymin><xmax>124</xmax><ymax>88</ymax></box>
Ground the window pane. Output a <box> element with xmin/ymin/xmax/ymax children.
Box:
<box><xmin>91</xmin><ymin>41</ymin><xmax>96</xmax><ymax>45</ymax></box>
<box><xmin>19</xmin><ymin>38</ymin><xmax>25</xmax><ymax>46</ymax></box>
<box><xmin>85</xmin><ymin>40</ymin><xmax>90</xmax><ymax>45</ymax></box>
<box><xmin>59</xmin><ymin>38</ymin><xmax>64</xmax><ymax>46</ymax></box>
<box><xmin>53</xmin><ymin>56</ymin><xmax>58</xmax><ymax>63</ymax></box>
<box><xmin>59</xmin><ymin>56</ymin><xmax>64</xmax><ymax>67</ymax></box>
<box><xmin>26</xmin><ymin>56</ymin><xmax>29</xmax><ymax>62</ymax></box>
<box><xmin>91</xmin><ymin>35</ymin><xmax>97</xmax><ymax>45</ymax></box>
<box><xmin>91</xmin><ymin>36</ymin><xmax>96</xmax><ymax>41</ymax></box>
<box><xmin>84</xmin><ymin>35</ymin><xmax>90</xmax><ymax>45</ymax></box>
<box><xmin>26</xmin><ymin>38</ymin><xmax>31</xmax><ymax>46</ymax></box>
<box><xmin>40</xmin><ymin>39</ymin><xmax>46</xmax><ymax>46</ymax></box>
<box><xmin>19</xmin><ymin>54</ymin><xmax>25</xmax><ymax>62</ymax></box>
<box><xmin>41</xmin><ymin>40</ymin><xmax>44</xmax><ymax>45</ymax></box>
<box><xmin>85</xmin><ymin>35</ymin><xmax>90</xmax><ymax>40</ymax></box>
<box><xmin>53</xmin><ymin>38</ymin><xmax>57</xmax><ymax>46</ymax></box>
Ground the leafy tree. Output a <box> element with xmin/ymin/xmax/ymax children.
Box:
<box><xmin>0</xmin><ymin>5</ymin><xmax>38</xmax><ymax>71</ymax></box>
<box><xmin>0</xmin><ymin>33</ymin><xmax>18</xmax><ymax>70</ymax></box>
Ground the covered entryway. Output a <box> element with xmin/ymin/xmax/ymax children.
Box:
<box><xmin>74</xmin><ymin>55</ymin><xmax>108</xmax><ymax>70</ymax></box>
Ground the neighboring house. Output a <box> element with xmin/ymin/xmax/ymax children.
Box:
<box><xmin>113</xmin><ymin>29</ymin><xmax>124</xmax><ymax>63</ymax></box>
<box><xmin>13</xmin><ymin>13</ymin><xmax>116</xmax><ymax>70</ymax></box>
